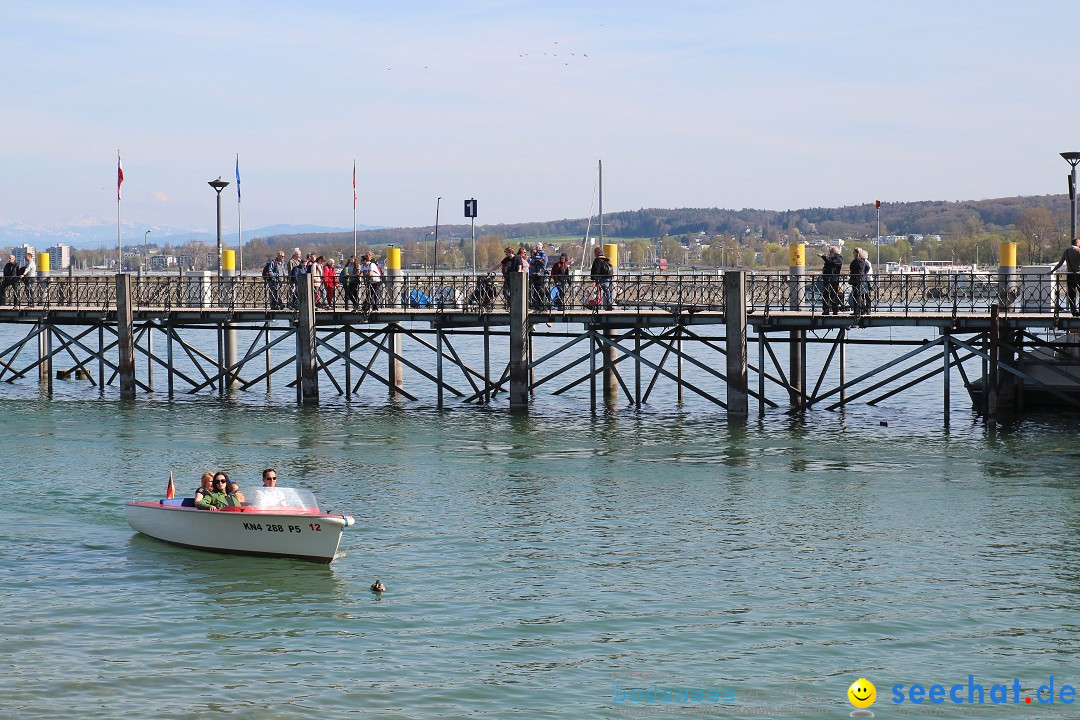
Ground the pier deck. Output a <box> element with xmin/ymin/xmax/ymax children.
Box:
<box><xmin>0</xmin><ymin>271</ymin><xmax>1071</xmax><ymax>421</ymax></box>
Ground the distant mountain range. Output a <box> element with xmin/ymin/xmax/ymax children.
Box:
<box><xmin>0</xmin><ymin>220</ymin><xmax>377</xmax><ymax>250</ymax></box>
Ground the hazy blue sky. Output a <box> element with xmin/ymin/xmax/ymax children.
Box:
<box><xmin>3</xmin><ymin>1</ymin><xmax>1079</xmax><ymax>233</ymax></box>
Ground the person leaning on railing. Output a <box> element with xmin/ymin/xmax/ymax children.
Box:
<box><xmin>1049</xmin><ymin>237</ymin><xmax>1080</xmax><ymax>316</ymax></box>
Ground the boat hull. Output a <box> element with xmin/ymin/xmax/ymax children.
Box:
<box><xmin>126</xmin><ymin>502</ymin><xmax>352</xmax><ymax>563</ymax></box>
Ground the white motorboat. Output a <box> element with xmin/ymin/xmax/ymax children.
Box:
<box><xmin>126</xmin><ymin>486</ymin><xmax>355</xmax><ymax>564</ymax></box>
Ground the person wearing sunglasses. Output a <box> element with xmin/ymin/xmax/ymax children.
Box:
<box><xmin>196</xmin><ymin>472</ymin><xmax>231</xmax><ymax>511</ymax></box>
<box><xmin>257</xmin><ymin>468</ymin><xmax>286</xmax><ymax>507</ymax></box>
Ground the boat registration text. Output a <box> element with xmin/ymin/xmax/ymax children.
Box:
<box><xmin>243</xmin><ymin>522</ymin><xmax>323</xmax><ymax>533</ymax></box>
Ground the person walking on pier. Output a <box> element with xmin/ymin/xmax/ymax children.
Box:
<box><xmin>819</xmin><ymin>245</ymin><xmax>843</xmax><ymax>315</ymax></box>
<box><xmin>1</xmin><ymin>254</ymin><xmax>16</xmax><ymax>305</ymax></box>
<box><xmin>529</xmin><ymin>243</ymin><xmax>549</xmax><ymax>310</ymax></box>
<box><xmin>848</xmin><ymin>247</ymin><xmax>869</xmax><ymax>316</ymax></box>
<box><xmin>590</xmin><ymin>247</ymin><xmax>613</xmax><ymax>310</ymax></box>
<box><xmin>267</xmin><ymin>250</ymin><xmax>287</xmax><ymax>310</ymax></box>
<box><xmin>551</xmin><ymin>253</ymin><xmax>572</xmax><ymax>311</ymax></box>
<box><xmin>323</xmin><ymin>257</ymin><xmax>339</xmax><ymax>309</ymax></box>
<box><xmin>342</xmin><ymin>256</ymin><xmax>360</xmax><ymax>311</ymax></box>
<box><xmin>360</xmin><ymin>251</ymin><xmax>383</xmax><ymax>311</ymax></box>
<box><xmin>21</xmin><ymin>251</ymin><xmax>36</xmax><ymax>305</ymax></box>
<box><xmin>860</xmin><ymin>248</ymin><xmax>874</xmax><ymax>315</ymax></box>
<box><xmin>286</xmin><ymin>249</ymin><xmax>302</xmax><ymax>307</ymax></box>
<box><xmin>312</xmin><ymin>255</ymin><xmax>327</xmax><ymax>309</ymax></box>
<box><xmin>289</xmin><ymin>257</ymin><xmax>309</xmax><ymax>309</ymax></box>
<box><xmin>499</xmin><ymin>247</ymin><xmax>515</xmax><ymax>308</ymax></box>
<box><xmin>1050</xmin><ymin>237</ymin><xmax>1080</xmax><ymax>316</ymax></box>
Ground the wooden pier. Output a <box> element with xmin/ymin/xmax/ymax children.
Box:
<box><xmin>0</xmin><ymin>242</ymin><xmax>1074</xmax><ymax>422</ymax></box>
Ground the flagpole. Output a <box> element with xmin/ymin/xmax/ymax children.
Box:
<box><xmin>236</xmin><ymin>154</ymin><xmax>243</xmax><ymax>274</ymax></box>
<box><xmin>117</xmin><ymin>150</ymin><xmax>123</xmax><ymax>272</ymax></box>
<box><xmin>352</xmin><ymin>159</ymin><xmax>357</xmax><ymax>259</ymax></box>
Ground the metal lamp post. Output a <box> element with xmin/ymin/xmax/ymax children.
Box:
<box><xmin>432</xmin><ymin>197</ymin><xmax>442</xmax><ymax>288</ymax></box>
<box><xmin>875</xmin><ymin>200</ymin><xmax>881</xmax><ymax>270</ymax></box>
<box><xmin>208</xmin><ymin>178</ymin><xmax>229</xmax><ymax>278</ymax></box>
<box><xmin>143</xmin><ymin>230</ymin><xmax>151</xmax><ymax>273</ymax></box>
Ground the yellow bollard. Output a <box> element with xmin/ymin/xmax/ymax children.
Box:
<box><xmin>998</xmin><ymin>241</ymin><xmax>1017</xmax><ymax>309</ymax></box>
<box><xmin>788</xmin><ymin>243</ymin><xmax>806</xmax><ymax>270</ymax></box>
<box><xmin>38</xmin><ymin>252</ymin><xmax>50</xmax><ymax>273</ymax></box>
<box><xmin>221</xmin><ymin>249</ymin><xmax>236</xmax><ymax>273</ymax></box>
<box><xmin>603</xmin><ymin>243</ymin><xmax>618</xmax><ymax>269</ymax></box>
<box><xmin>999</xmin><ymin>241</ymin><xmax>1016</xmax><ymax>268</ymax></box>
<box><xmin>386</xmin><ymin>247</ymin><xmax>401</xmax><ymax>271</ymax></box>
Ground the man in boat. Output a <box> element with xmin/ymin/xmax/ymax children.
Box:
<box><xmin>1050</xmin><ymin>237</ymin><xmax>1080</xmax><ymax>316</ymax></box>
<box><xmin>258</xmin><ymin>468</ymin><xmax>287</xmax><ymax>506</ymax></box>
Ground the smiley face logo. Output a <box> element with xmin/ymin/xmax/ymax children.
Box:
<box><xmin>847</xmin><ymin>678</ymin><xmax>876</xmax><ymax>709</ymax></box>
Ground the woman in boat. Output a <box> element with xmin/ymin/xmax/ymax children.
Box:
<box><xmin>193</xmin><ymin>472</ymin><xmax>214</xmax><ymax>506</ymax></box>
<box><xmin>196</xmin><ymin>473</ymin><xmax>230</xmax><ymax>510</ymax></box>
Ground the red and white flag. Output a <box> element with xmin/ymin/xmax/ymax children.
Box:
<box><xmin>117</xmin><ymin>151</ymin><xmax>124</xmax><ymax>201</ymax></box>
<box><xmin>353</xmin><ymin>160</ymin><xmax>357</xmax><ymax>209</ymax></box>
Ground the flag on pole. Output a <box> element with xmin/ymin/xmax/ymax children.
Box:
<box><xmin>117</xmin><ymin>152</ymin><xmax>124</xmax><ymax>200</ymax></box>
<box><xmin>166</xmin><ymin>471</ymin><xmax>175</xmax><ymax>499</ymax></box>
<box><xmin>236</xmin><ymin>154</ymin><xmax>241</xmax><ymax>203</ymax></box>
<box><xmin>353</xmin><ymin>160</ymin><xmax>357</xmax><ymax>209</ymax></box>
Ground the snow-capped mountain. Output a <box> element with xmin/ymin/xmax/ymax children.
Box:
<box><xmin>0</xmin><ymin>219</ymin><xmax>365</xmax><ymax>250</ymax></box>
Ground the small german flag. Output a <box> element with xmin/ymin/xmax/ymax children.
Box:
<box><xmin>166</xmin><ymin>471</ymin><xmax>175</xmax><ymax>500</ymax></box>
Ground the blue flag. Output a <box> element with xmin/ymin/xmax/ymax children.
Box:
<box><xmin>235</xmin><ymin>154</ymin><xmax>241</xmax><ymax>203</ymax></box>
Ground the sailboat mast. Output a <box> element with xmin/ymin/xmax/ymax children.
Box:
<box><xmin>598</xmin><ymin>159</ymin><xmax>603</xmax><ymax>250</ymax></box>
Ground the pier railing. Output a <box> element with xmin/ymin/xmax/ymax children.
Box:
<box><xmin>0</xmin><ymin>271</ymin><xmax>1065</xmax><ymax>316</ymax></box>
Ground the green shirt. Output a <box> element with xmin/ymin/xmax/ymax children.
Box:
<box><xmin>196</xmin><ymin>490</ymin><xmax>228</xmax><ymax>509</ymax></box>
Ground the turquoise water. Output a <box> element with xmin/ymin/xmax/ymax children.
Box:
<box><xmin>3</xmin><ymin>324</ymin><xmax>1080</xmax><ymax>719</ymax></box>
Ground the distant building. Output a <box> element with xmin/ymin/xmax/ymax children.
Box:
<box><xmin>13</xmin><ymin>245</ymin><xmax>36</xmax><ymax>265</ymax></box>
<box><xmin>150</xmin><ymin>255</ymin><xmax>177</xmax><ymax>269</ymax></box>
<box><xmin>45</xmin><ymin>244</ymin><xmax>71</xmax><ymax>271</ymax></box>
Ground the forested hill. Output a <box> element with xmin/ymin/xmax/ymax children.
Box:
<box><xmin>265</xmin><ymin>194</ymin><xmax>1070</xmax><ymax>247</ymax></box>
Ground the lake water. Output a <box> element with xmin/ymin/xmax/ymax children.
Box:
<box><xmin>3</xmin><ymin>322</ymin><xmax>1080</xmax><ymax>719</ymax></box>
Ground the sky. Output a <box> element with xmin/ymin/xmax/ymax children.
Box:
<box><xmin>3</xmin><ymin>0</ymin><xmax>1080</xmax><ymax>234</ymax></box>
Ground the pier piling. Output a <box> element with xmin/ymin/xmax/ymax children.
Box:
<box><xmin>509</xmin><ymin>271</ymin><xmax>529</xmax><ymax>409</ymax></box>
<box><xmin>115</xmin><ymin>274</ymin><xmax>136</xmax><ymax>399</ymax></box>
<box><xmin>725</xmin><ymin>270</ymin><xmax>749</xmax><ymax>417</ymax></box>
<box><xmin>297</xmin><ymin>273</ymin><xmax>319</xmax><ymax>405</ymax></box>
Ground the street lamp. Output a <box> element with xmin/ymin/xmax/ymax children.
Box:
<box><xmin>1061</xmin><ymin>152</ymin><xmax>1080</xmax><ymax>243</ymax></box>
<box><xmin>432</xmin><ymin>196</ymin><xmax>442</xmax><ymax>288</ymax></box>
<box><xmin>874</xmin><ymin>200</ymin><xmax>881</xmax><ymax>271</ymax></box>
<box><xmin>143</xmin><ymin>230</ymin><xmax>151</xmax><ymax>273</ymax></box>
<box><xmin>208</xmin><ymin>177</ymin><xmax>230</xmax><ymax>278</ymax></box>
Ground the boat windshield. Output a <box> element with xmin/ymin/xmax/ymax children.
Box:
<box><xmin>244</xmin><ymin>486</ymin><xmax>320</xmax><ymax>511</ymax></box>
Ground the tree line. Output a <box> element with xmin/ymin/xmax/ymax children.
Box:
<box><xmin>73</xmin><ymin>193</ymin><xmax>1075</xmax><ymax>271</ymax></box>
